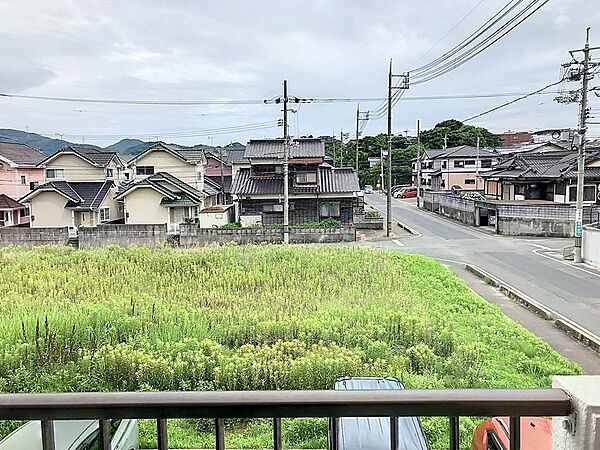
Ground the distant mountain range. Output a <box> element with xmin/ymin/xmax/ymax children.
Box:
<box><xmin>0</xmin><ymin>129</ymin><xmax>245</xmax><ymax>158</ymax></box>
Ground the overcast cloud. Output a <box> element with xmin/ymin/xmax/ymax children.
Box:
<box><xmin>1</xmin><ymin>0</ymin><xmax>599</xmax><ymax>146</ymax></box>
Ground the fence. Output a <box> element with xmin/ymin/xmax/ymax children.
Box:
<box><xmin>180</xmin><ymin>225</ymin><xmax>356</xmax><ymax>246</ymax></box>
<box><xmin>0</xmin><ymin>227</ymin><xmax>70</xmax><ymax>248</ymax></box>
<box><xmin>78</xmin><ymin>224</ymin><xmax>168</xmax><ymax>248</ymax></box>
<box><xmin>0</xmin><ymin>388</ymin><xmax>573</xmax><ymax>450</ymax></box>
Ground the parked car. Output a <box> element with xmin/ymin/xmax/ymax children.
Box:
<box><xmin>391</xmin><ymin>185</ymin><xmax>410</xmax><ymax>196</ymax></box>
<box><xmin>329</xmin><ymin>376</ymin><xmax>429</xmax><ymax>450</ymax></box>
<box><xmin>364</xmin><ymin>185</ymin><xmax>374</xmax><ymax>194</ymax></box>
<box><xmin>471</xmin><ymin>417</ymin><xmax>551</xmax><ymax>450</ymax></box>
<box><xmin>394</xmin><ymin>187</ymin><xmax>418</xmax><ymax>198</ymax></box>
<box><xmin>0</xmin><ymin>419</ymin><xmax>139</xmax><ymax>450</ymax></box>
<box><xmin>450</xmin><ymin>185</ymin><xmax>463</xmax><ymax>195</ymax></box>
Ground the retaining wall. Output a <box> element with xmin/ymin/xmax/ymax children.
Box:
<box><xmin>78</xmin><ymin>224</ymin><xmax>168</xmax><ymax>248</ymax></box>
<box><xmin>0</xmin><ymin>227</ymin><xmax>70</xmax><ymax>248</ymax></box>
<box><xmin>438</xmin><ymin>194</ymin><xmax>476</xmax><ymax>226</ymax></box>
<box><xmin>180</xmin><ymin>225</ymin><xmax>356</xmax><ymax>246</ymax></box>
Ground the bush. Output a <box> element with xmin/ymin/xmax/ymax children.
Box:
<box><xmin>220</xmin><ymin>222</ymin><xmax>242</xmax><ymax>229</ymax></box>
<box><xmin>365</xmin><ymin>211</ymin><xmax>381</xmax><ymax>218</ymax></box>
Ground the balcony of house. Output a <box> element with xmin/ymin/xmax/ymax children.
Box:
<box><xmin>1</xmin><ymin>376</ymin><xmax>598</xmax><ymax>450</ymax></box>
<box><xmin>250</xmin><ymin>164</ymin><xmax>283</xmax><ymax>179</ymax></box>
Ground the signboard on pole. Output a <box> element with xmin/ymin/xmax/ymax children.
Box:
<box><xmin>575</xmin><ymin>208</ymin><xmax>583</xmax><ymax>237</ymax></box>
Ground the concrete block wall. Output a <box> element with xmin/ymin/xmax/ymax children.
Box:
<box><xmin>78</xmin><ymin>224</ymin><xmax>168</xmax><ymax>248</ymax></box>
<box><xmin>180</xmin><ymin>225</ymin><xmax>356</xmax><ymax>246</ymax></box>
<box><xmin>438</xmin><ymin>194</ymin><xmax>476</xmax><ymax>225</ymax></box>
<box><xmin>0</xmin><ymin>227</ymin><xmax>70</xmax><ymax>248</ymax></box>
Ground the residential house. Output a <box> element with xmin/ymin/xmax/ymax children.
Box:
<box><xmin>411</xmin><ymin>148</ymin><xmax>446</xmax><ymax>189</ymax></box>
<box><xmin>20</xmin><ymin>146</ymin><xmax>126</xmax><ymax>228</ymax></box>
<box><xmin>205</xmin><ymin>150</ymin><xmax>232</xmax><ymax>204</ymax></box>
<box><xmin>40</xmin><ymin>146</ymin><xmax>126</xmax><ymax>183</ymax></box>
<box><xmin>0</xmin><ymin>142</ymin><xmax>46</xmax><ymax>199</ymax></box>
<box><xmin>482</xmin><ymin>149</ymin><xmax>600</xmax><ymax>203</ymax></box>
<box><xmin>117</xmin><ymin>143</ymin><xmax>224</xmax><ymax>231</ymax></box>
<box><xmin>21</xmin><ymin>180</ymin><xmax>117</xmax><ymax>228</ymax></box>
<box><xmin>500</xmin><ymin>131</ymin><xmax>533</xmax><ymax>147</ymax></box>
<box><xmin>0</xmin><ymin>194</ymin><xmax>29</xmax><ymax>227</ymax></box>
<box><xmin>532</xmin><ymin>128</ymin><xmax>574</xmax><ymax>144</ymax></box>
<box><xmin>116</xmin><ymin>172</ymin><xmax>220</xmax><ymax>233</ymax></box>
<box><xmin>231</xmin><ymin>138</ymin><xmax>360</xmax><ymax>226</ymax></box>
<box><xmin>424</xmin><ymin>146</ymin><xmax>501</xmax><ymax>191</ymax></box>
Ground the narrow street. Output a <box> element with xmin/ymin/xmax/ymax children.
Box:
<box><xmin>364</xmin><ymin>193</ymin><xmax>600</xmax><ymax>338</ymax></box>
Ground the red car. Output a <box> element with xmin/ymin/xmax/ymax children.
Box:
<box><xmin>471</xmin><ymin>417</ymin><xmax>551</xmax><ymax>450</ymax></box>
<box><xmin>395</xmin><ymin>187</ymin><xmax>418</xmax><ymax>198</ymax></box>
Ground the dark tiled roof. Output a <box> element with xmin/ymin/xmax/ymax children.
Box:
<box><xmin>231</xmin><ymin>167</ymin><xmax>359</xmax><ymax>195</ymax></box>
<box><xmin>0</xmin><ymin>194</ymin><xmax>25</xmax><ymax>210</ymax></box>
<box><xmin>21</xmin><ymin>181</ymin><xmax>113</xmax><ymax>210</ymax></box>
<box><xmin>226</xmin><ymin>148</ymin><xmax>248</xmax><ymax>164</ymax></box>
<box><xmin>42</xmin><ymin>146</ymin><xmax>119</xmax><ymax>168</ymax></box>
<box><xmin>206</xmin><ymin>175</ymin><xmax>232</xmax><ymax>194</ymax></box>
<box><xmin>562</xmin><ymin>167</ymin><xmax>600</xmax><ymax>179</ymax></box>
<box><xmin>0</xmin><ymin>142</ymin><xmax>46</xmax><ymax>166</ymax></box>
<box><xmin>438</xmin><ymin>145</ymin><xmax>499</xmax><ymax>158</ymax></box>
<box><xmin>244</xmin><ymin>139</ymin><xmax>325</xmax><ymax>159</ymax></box>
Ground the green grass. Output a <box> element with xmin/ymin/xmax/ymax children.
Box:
<box><xmin>0</xmin><ymin>245</ymin><xmax>581</xmax><ymax>449</ymax></box>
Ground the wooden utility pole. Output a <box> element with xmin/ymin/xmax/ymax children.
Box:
<box><xmin>386</xmin><ymin>61</ymin><xmax>393</xmax><ymax>237</ymax></box>
<box><xmin>416</xmin><ymin>119</ymin><xmax>421</xmax><ymax>208</ymax></box>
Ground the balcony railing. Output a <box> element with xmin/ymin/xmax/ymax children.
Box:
<box><xmin>0</xmin><ymin>388</ymin><xmax>571</xmax><ymax>450</ymax></box>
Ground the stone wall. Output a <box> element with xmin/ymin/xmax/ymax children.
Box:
<box><xmin>437</xmin><ymin>194</ymin><xmax>477</xmax><ymax>225</ymax></box>
<box><xmin>180</xmin><ymin>224</ymin><xmax>355</xmax><ymax>246</ymax></box>
<box><xmin>496</xmin><ymin>204</ymin><xmax>600</xmax><ymax>237</ymax></box>
<box><xmin>78</xmin><ymin>224</ymin><xmax>168</xmax><ymax>248</ymax></box>
<box><xmin>0</xmin><ymin>227</ymin><xmax>70</xmax><ymax>248</ymax></box>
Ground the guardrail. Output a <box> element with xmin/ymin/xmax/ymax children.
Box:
<box><xmin>0</xmin><ymin>389</ymin><xmax>571</xmax><ymax>450</ymax></box>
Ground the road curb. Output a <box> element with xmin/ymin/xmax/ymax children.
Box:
<box><xmin>465</xmin><ymin>264</ymin><xmax>600</xmax><ymax>353</ymax></box>
<box><xmin>396</xmin><ymin>221</ymin><xmax>417</xmax><ymax>235</ymax></box>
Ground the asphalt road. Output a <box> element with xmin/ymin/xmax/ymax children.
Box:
<box><xmin>364</xmin><ymin>192</ymin><xmax>600</xmax><ymax>337</ymax></box>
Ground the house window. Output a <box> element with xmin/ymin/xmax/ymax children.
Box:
<box><xmin>106</xmin><ymin>168</ymin><xmax>114</xmax><ymax>178</ymax></box>
<box><xmin>296</xmin><ymin>172</ymin><xmax>317</xmax><ymax>184</ymax></box>
<box><xmin>46</xmin><ymin>168</ymin><xmax>64</xmax><ymax>179</ymax></box>
<box><xmin>124</xmin><ymin>172</ymin><xmax>130</xmax><ymax>180</ymax></box>
<box><xmin>464</xmin><ymin>179</ymin><xmax>476</xmax><ymax>185</ymax></box>
<box><xmin>454</xmin><ymin>160</ymin><xmax>464</xmax><ymax>168</ymax></box>
<box><xmin>481</xmin><ymin>159</ymin><xmax>492</xmax><ymax>168</ymax></box>
<box><xmin>99</xmin><ymin>207</ymin><xmax>110</xmax><ymax>222</ymax></box>
<box><xmin>569</xmin><ymin>185</ymin><xmax>596</xmax><ymax>202</ymax></box>
<box><xmin>262</xmin><ymin>204</ymin><xmax>283</xmax><ymax>213</ymax></box>
<box><xmin>29</xmin><ymin>181</ymin><xmax>39</xmax><ymax>191</ymax></box>
<box><xmin>20</xmin><ymin>208</ymin><xmax>30</xmax><ymax>218</ymax></box>
<box><xmin>320</xmin><ymin>202</ymin><xmax>341</xmax><ymax>217</ymax></box>
<box><xmin>555</xmin><ymin>182</ymin><xmax>566</xmax><ymax>195</ymax></box>
<box><xmin>464</xmin><ymin>160</ymin><xmax>476</xmax><ymax>166</ymax></box>
<box><xmin>136</xmin><ymin>166</ymin><xmax>155</xmax><ymax>176</ymax></box>
<box><xmin>20</xmin><ymin>175</ymin><xmax>26</xmax><ymax>184</ymax></box>
<box><xmin>515</xmin><ymin>185</ymin><xmax>525</xmax><ymax>195</ymax></box>
<box><xmin>442</xmin><ymin>161</ymin><xmax>447</xmax><ymax>169</ymax></box>
<box><xmin>196</xmin><ymin>172</ymin><xmax>203</xmax><ymax>181</ymax></box>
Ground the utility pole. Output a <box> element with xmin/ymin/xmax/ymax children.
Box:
<box><xmin>332</xmin><ymin>133</ymin><xmax>336</xmax><ymax>167</ymax></box>
<box><xmin>475</xmin><ymin>136</ymin><xmax>480</xmax><ymax>192</ymax></box>
<box><xmin>443</xmin><ymin>134</ymin><xmax>448</xmax><ymax>150</ymax></box>
<box><xmin>575</xmin><ymin>29</ymin><xmax>591</xmax><ymax>262</ymax></box>
<box><xmin>283</xmin><ymin>80</ymin><xmax>290</xmax><ymax>245</ymax></box>
<box><xmin>355</xmin><ymin>104</ymin><xmax>360</xmax><ymax>173</ymax></box>
<box><xmin>416</xmin><ymin>119</ymin><xmax>421</xmax><ymax>208</ymax></box>
<box><xmin>384</xmin><ymin>60</ymin><xmax>410</xmax><ymax>236</ymax></box>
<box><xmin>387</xmin><ymin>60</ymin><xmax>393</xmax><ymax>236</ymax></box>
<box><xmin>340</xmin><ymin>129</ymin><xmax>344</xmax><ymax>167</ymax></box>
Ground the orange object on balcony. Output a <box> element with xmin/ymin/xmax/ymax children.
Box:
<box><xmin>471</xmin><ymin>417</ymin><xmax>551</xmax><ymax>450</ymax></box>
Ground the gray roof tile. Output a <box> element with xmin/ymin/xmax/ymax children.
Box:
<box><xmin>0</xmin><ymin>142</ymin><xmax>46</xmax><ymax>166</ymax></box>
<box><xmin>244</xmin><ymin>139</ymin><xmax>325</xmax><ymax>159</ymax></box>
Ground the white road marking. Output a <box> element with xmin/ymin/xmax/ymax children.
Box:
<box><xmin>532</xmin><ymin>248</ymin><xmax>600</xmax><ymax>279</ymax></box>
<box><xmin>526</xmin><ymin>242</ymin><xmax>554</xmax><ymax>251</ymax></box>
<box><xmin>392</xmin><ymin>239</ymin><xmax>404</xmax><ymax>247</ymax></box>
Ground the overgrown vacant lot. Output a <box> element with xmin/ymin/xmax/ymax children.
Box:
<box><xmin>0</xmin><ymin>245</ymin><xmax>580</xmax><ymax>448</ymax></box>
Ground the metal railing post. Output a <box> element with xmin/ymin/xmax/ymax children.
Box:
<box><xmin>390</xmin><ymin>416</ymin><xmax>398</xmax><ymax>450</ymax></box>
<box><xmin>157</xmin><ymin>418</ymin><xmax>168</xmax><ymax>450</ymax></box>
<box><xmin>273</xmin><ymin>418</ymin><xmax>282</xmax><ymax>450</ymax></box>
<box><xmin>449</xmin><ymin>416</ymin><xmax>459</xmax><ymax>450</ymax></box>
<box><xmin>510</xmin><ymin>416</ymin><xmax>520</xmax><ymax>450</ymax></box>
<box><xmin>329</xmin><ymin>417</ymin><xmax>339</xmax><ymax>450</ymax></box>
<box><xmin>215</xmin><ymin>418</ymin><xmax>225</xmax><ymax>450</ymax></box>
<box><xmin>99</xmin><ymin>419</ymin><xmax>111</xmax><ymax>450</ymax></box>
<box><xmin>41</xmin><ymin>420</ymin><xmax>55</xmax><ymax>450</ymax></box>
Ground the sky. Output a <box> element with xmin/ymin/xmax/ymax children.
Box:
<box><xmin>1</xmin><ymin>0</ymin><xmax>599</xmax><ymax>147</ymax></box>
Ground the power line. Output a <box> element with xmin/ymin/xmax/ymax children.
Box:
<box><xmin>463</xmin><ymin>78</ymin><xmax>566</xmax><ymax>122</ymax></box>
<box><xmin>0</xmin><ymin>93</ymin><xmax>266</xmax><ymax>106</ymax></box>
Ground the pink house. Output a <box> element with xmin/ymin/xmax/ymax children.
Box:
<box><xmin>0</xmin><ymin>142</ymin><xmax>46</xmax><ymax>200</ymax></box>
<box><xmin>0</xmin><ymin>194</ymin><xmax>29</xmax><ymax>226</ymax></box>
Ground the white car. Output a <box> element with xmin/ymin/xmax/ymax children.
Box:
<box><xmin>363</xmin><ymin>185</ymin><xmax>373</xmax><ymax>194</ymax></box>
<box><xmin>0</xmin><ymin>419</ymin><xmax>138</xmax><ymax>450</ymax></box>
